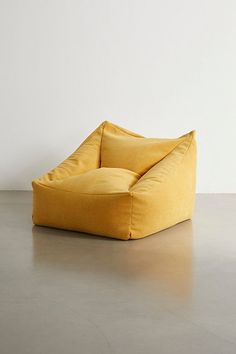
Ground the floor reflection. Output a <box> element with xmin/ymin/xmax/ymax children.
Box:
<box><xmin>32</xmin><ymin>220</ymin><xmax>193</xmax><ymax>300</ymax></box>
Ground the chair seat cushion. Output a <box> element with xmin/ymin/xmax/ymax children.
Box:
<box><xmin>32</xmin><ymin>167</ymin><xmax>140</xmax><ymax>239</ymax></box>
<box><xmin>42</xmin><ymin>168</ymin><xmax>140</xmax><ymax>194</ymax></box>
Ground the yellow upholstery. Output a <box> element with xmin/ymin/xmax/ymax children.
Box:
<box><xmin>32</xmin><ymin>121</ymin><xmax>196</xmax><ymax>240</ymax></box>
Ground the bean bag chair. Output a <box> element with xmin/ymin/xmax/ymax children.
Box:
<box><xmin>32</xmin><ymin>121</ymin><xmax>196</xmax><ymax>240</ymax></box>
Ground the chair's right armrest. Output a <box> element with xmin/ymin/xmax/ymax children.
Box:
<box><xmin>128</xmin><ymin>131</ymin><xmax>196</xmax><ymax>239</ymax></box>
<box><xmin>130</xmin><ymin>131</ymin><xmax>196</xmax><ymax>195</ymax></box>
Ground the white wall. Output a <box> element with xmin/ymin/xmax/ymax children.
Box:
<box><xmin>0</xmin><ymin>0</ymin><xmax>236</xmax><ymax>192</ymax></box>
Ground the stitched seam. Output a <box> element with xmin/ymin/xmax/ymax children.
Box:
<box><xmin>106</xmin><ymin>121</ymin><xmax>144</xmax><ymax>138</ymax></box>
<box><xmin>128</xmin><ymin>192</ymin><xmax>133</xmax><ymax>239</ymax></box>
<box><xmin>182</xmin><ymin>130</ymin><xmax>194</xmax><ymax>157</ymax></box>
<box><xmin>99</xmin><ymin>121</ymin><xmax>106</xmax><ymax>167</ymax></box>
<box><xmin>161</xmin><ymin>131</ymin><xmax>195</xmax><ymax>182</ymax></box>
<box><xmin>181</xmin><ymin>130</ymin><xmax>194</xmax><ymax>155</ymax></box>
<box><xmin>157</xmin><ymin>132</ymin><xmax>195</xmax><ymax>182</ymax></box>
<box><xmin>33</xmin><ymin>182</ymin><xmax>131</xmax><ymax>196</ymax></box>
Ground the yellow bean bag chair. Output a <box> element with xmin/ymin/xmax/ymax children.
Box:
<box><xmin>32</xmin><ymin>121</ymin><xmax>196</xmax><ymax>240</ymax></box>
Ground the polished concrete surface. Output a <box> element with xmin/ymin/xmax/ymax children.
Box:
<box><xmin>0</xmin><ymin>192</ymin><xmax>236</xmax><ymax>354</ymax></box>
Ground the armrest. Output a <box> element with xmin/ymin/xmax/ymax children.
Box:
<box><xmin>34</xmin><ymin>122</ymin><xmax>104</xmax><ymax>185</ymax></box>
<box><xmin>130</xmin><ymin>130</ymin><xmax>196</xmax><ymax>194</ymax></box>
<box><xmin>128</xmin><ymin>131</ymin><xmax>196</xmax><ymax>238</ymax></box>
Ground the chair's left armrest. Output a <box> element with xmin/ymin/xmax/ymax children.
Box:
<box><xmin>32</xmin><ymin>123</ymin><xmax>104</xmax><ymax>185</ymax></box>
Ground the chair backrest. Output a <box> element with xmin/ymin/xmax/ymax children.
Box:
<box><xmin>100</xmin><ymin>121</ymin><xmax>187</xmax><ymax>175</ymax></box>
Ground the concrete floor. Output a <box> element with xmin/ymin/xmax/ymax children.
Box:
<box><xmin>0</xmin><ymin>192</ymin><xmax>236</xmax><ymax>354</ymax></box>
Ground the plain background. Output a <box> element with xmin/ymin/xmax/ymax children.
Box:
<box><xmin>0</xmin><ymin>0</ymin><xmax>236</xmax><ymax>192</ymax></box>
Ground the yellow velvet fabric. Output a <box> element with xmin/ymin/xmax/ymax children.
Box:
<box><xmin>32</xmin><ymin>121</ymin><xmax>196</xmax><ymax>240</ymax></box>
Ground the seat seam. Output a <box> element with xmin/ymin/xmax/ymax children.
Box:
<box><xmin>33</xmin><ymin>182</ymin><xmax>131</xmax><ymax>196</ymax></box>
<box><xmin>128</xmin><ymin>192</ymin><xmax>133</xmax><ymax>239</ymax></box>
